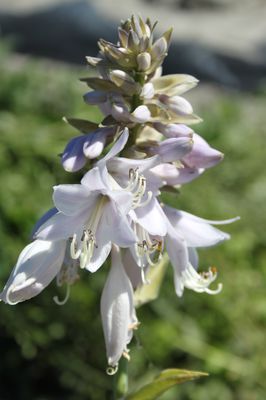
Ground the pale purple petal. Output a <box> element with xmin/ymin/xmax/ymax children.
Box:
<box><xmin>188</xmin><ymin>247</ymin><xmax>199</xmax><ymax>270</ymax></box>
<box><xmin>153</xmin><ymin>122</ymin><xmax>193</xmax><ymax>138</ymax></box>
<box><xmin>81</xmin><ymin>166</ymin><xmax>109</xmax><ymax>191</ymax></box>
<box><xmin>83</xmin><ymin>131</ymin><xmax>107</xmax><ymax>159</ymax></box>
<box><xmin>165</xmin><ymin>223</ymin><xmax>189</xmax><ymax>297</ymax></box>
<box><xmin>99</xmin><ymin>128</ymin><xmax>129</xmax><ymax>164</ymax></box>
<box><xmin>103</xmin><ymin>202</ymin><xmax>137</xmax><ymax>247</ymax></box>
<box><xmin>86</xmin><ymin>240</ymin><xmax>112</xmax><ymax>273</ymax></box>
<box><xmin>183</xmin><ymin>133</ymin><xmax>224</xmax><ymax>169</ymax></box>
<box><xmin>132</xmin><ymin>197</ymin><xmax>167</xmax><ymax>236</ymax></box>
<box><xmin>107</xmin><ymin>190</ymin><xmax>133</xmax><ymax>215</ymax></box>
<box><xmin>164</xmin><ymin>206</ymin><xmax>231</xmax><ymax>248</ymax></box>
<box><xmin>122</xmin><ymin>249</ymin><xmax>143</xmax><ymax>289</ymax></box>
<box><xmin>85</xmin><ymin>219</ymin><xmax>112</xmax><ymax>272</ymax></box>
<box><xmin>111</xmin><ymin>102</ymin><xmax>131</xmax><ymax>122</ymax></box>
<box><xmin>171</xmin><ymin>166</ymin><xmax>204</xmax><ymax>185</ymax></box>
<box><xmin>35</xmin><ymin>211</ymin><xmax>87</xmax><ymax>241</ymax></box>
<box><xmin>107</xmin><ymin>155</ymin><xmax>160</xmax><ymax>176</ymax></box>
<box><xmin>100</xmin><ymin>245</ymin><xmax>136</xmax><ymax>366</ymax></box>
<box><xmin>53</xmin><ymin>184</ymin><xmax>93</xmax><ymax>216</ymax></box>
<box><xmin>148</xmin><ymin>137</ymin><xmax>193</xmax><ymax>162</ymax></box>
<box><xmin>130</xmin><ymin>105</ymin><xmax>151</xmax><ymax>123</ymax></box>
<box><xmin>0</xmin><ymin>240</ymin><xmax>66</xmax><ymax>304</ymax></box>
<box><xmin>31</xmin><ymin>207</ymin><xmax>58</xmax><ymax>238</ymax></box>
<box><xmin>62</xmin><ymin>135</ymin><xmax>87</xmax><ymax>172</ymax></box>
<box><xmin>150</xmin><ymin>163</ymin><xmax>179</xmax><ymax>183</ymax></box>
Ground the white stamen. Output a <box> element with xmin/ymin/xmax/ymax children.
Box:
<box><xmin>124</xmin><ymin>168</ymin><xmax>140</xmax><ymax>191</ymax></box>
<box><xmin>70</xmin><ymin>197</ymin><xmax>106</xmax><ymax>269</ymax></box>
<box><xmin>53</xmin><ymin>284</ymin><xmax>71</xmax><ymax>306</ymax></box>
<box><xmin>106</xmin><ymin>365</ymin><xmax>119</xmax><ymax>375</ymax></box>
<box><xmin>136</xmin><ymin>191</ymin><xmax>153</xmax><ymax>208</ymax></box>
<box><xmin>182</xmin><ymin>264</ymin><xmax>222</xmax><ymax>294</ymax></box>
<box><xmin>70</xmin><ymin>234</ymin><xmax>81</xmax><ymax>259</ymax></box>
<box><xmin>134</xmin><ymin>222</ymin><xmax>163</xmax><ymax>269</ymax></box>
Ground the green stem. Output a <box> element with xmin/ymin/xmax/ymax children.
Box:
<box><xmin>123</xmin><ymin>71</ymin><xmax>146</xmax><ymax>152</ymax></box>
<box><xmin>113</xmin><ymin>358</ymin><xmax>129</xmax><ymax>399</ymax></box>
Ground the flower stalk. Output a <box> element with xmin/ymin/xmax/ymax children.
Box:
<box><xmin>112</xmin><ymin>357</ymin><xmax>129</xmax><ymax>399</ymax></box>
<box><xmin>0</xmin><ymin>14</ymin><xmax>239</xmax><ymax>377</ymax></box>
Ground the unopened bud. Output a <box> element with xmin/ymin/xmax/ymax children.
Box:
<box><xmin>137</xmin><ymin>52</ymin><xmax>151</xmax><ymax>71</ymax></box>
<box><xmin>140</xmin><ymin>83</ymin><xmax>154</xmax><ymax>100</ymax></box>
<box><xmin>153</xmin><ymin>123</ymin><xmax>193</xmax><ymax>138</ymax></box>
<box><xmin>150</xmin><ymin>37</ymin><xmax>167</xmax><ymax>59</ymax></box>
<box><xmin>128</xmin><ymin>29</ymin><xmax>140</xmax><ymax>50</ymax></box>
<box><xmin>110</xmin><ymin>70</ymin><xmax>135</xmax><ymax>87</ymax></box>
<box><xmin>160</xmin><ymin>95</ymin><xmax>193</xmax><ymax>116</ymax></box>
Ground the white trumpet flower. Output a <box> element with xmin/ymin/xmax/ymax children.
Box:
<box><xmin>101</xmin><ymin>245</ymin><xmax>138</xmax><ymax>367</ymax></box>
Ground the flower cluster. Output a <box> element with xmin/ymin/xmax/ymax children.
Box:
<box><xmin>0</xmin><ymin>16</ymin><xmax>238</xmax><ymax>370</ymax></box>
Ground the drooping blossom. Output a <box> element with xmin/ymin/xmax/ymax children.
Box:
<box><xmin>0</xmin><ymin>15</ymin><xmax>239</xmax><ymax>371</ymax></box>
<box><xmin>101</xmin><ymin>245</ymin><xmax>138</xmax><ymax>368</ymax></box>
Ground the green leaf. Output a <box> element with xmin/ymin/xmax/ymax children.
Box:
<box><xmin>125</xmin><ymin>369</ymin><xmax>208</xmax><ymax>400</ymax></box>
<box><xmin>63</xmin><ymin>117</ymin><xmax>98</xmax><ymax>133</ymax></box>
<box><xmin>80</xmin><ymin>77</ymin><xmax>121</xmax><ymax>92</ymax></box>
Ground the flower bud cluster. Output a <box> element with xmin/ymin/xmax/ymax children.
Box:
<box><xmin>0</xmin><ymin>16</ymin><xmax>238</xmax><ymax>370</ymax></box>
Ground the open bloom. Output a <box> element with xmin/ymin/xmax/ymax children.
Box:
<box><xmin>35</xmin><ymin>177</ymin><xmax>136</xmax><ymax>273</ymax></box>
<box><xmin>35</xmin><ymin>129</ymin><xmax>167</xmax><ymax>273</ymax></box>
<box><xmin>164</xmin><ymin>205</ymin><xmax>239</xmax><ymax>297</ymax></box>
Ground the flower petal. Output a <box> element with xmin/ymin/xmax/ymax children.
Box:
<box><xmin>165</xmin><ymin>223</ymin><xmax>189</xmax><ymax>297</ymax></box>
<box><xmin>83</xmin><ymin>132</ymin><xmax>106</xmax><ymax>159</ymax></box>
<box><xmin>153</xmin><ymin>122</ymin><xmax>193</xmax><ymax>138</ymax></box>
<box><xmin>107</xmin><ymin>155</ymin><xmax>160</xmax><ymax>176</ymax></box>
<box><xmin>159</xmin><ymin>95</ymin><xmax>193</xmax><ymax>115</ymax></box>
<box><xmin>31</xmin><ymin>207</ymin><xmax>58</xmax><ymax>238</ymax></box>
<box><xmin>148</xmin><ymin>137</ymin><xmax>193</xmax><ymax>162</ymax></box>
<box><xmin>87</xmin><ymin>241</ymin><xmax>112</xmax><ymax>273</ymax></box>
<box><xmin>130</xmin><ymin>105</ymin><xmax>151</xmax><ymax>123</ymax></box>
<box><xmin>81</xmin><ymin>166</ymin><xmax>109</xmax><ymax>191</ymax></box>
<box><xmin>183</xmin><ymin>133</ymin><xmax>224</xmax><ymax>169</ymax></box>
<box><xmin>99</xmin><ymin>128</ymin><xmax>129</xmax><ymax>164</ymax></box>
<box><xmin>102</xmin><ymin>202</ymin><xmax>137</xmax><ymax>247</ymax></box>
<box><xmin>164</xmin><ymin>206</ymin><xmax>231</xmax><ymax>247</ymax></box>
<box><xmin>35</xmin><ymin>210</ymin><xmax>87</xmax><ymax>241</ymax></box>
<box><xmin>132</xmin><ymin>197</ymin><xmax>167</xmax><ymax>236</ymax></box>
<box><xmin>151</xmin><ymin>164</ymin><xmax>204</xmax><ymax>185</ymax></box>
<box><xmin>100</xmin><ymin>245</ymin><xmax>136</xmax><ymax>366</ymax></box>
<box><xmin>61</xmin><ymin>135</ymin><xmax>87</xmax><ymax>172</ymax></box>
<box><xmin>53</xmin><ymin>184</ymin><xmax>92</xmax><ymax>216</ymax></box>
<box><xmin>0</xmin><ymin>240</ymin><xmax>66</xmax><ymax>304</ymax></box>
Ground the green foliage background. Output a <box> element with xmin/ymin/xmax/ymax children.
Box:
<box><xmin>0</xmin><ymin>46</ymin><xmax>265</xmax><ymax>399</ymax></box>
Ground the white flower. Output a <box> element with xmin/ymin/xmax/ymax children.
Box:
<box><xmin>164</xmin><ymin>205</ymin><xmax>239</xmax><ymax>297</ymax></box>
<box><xmin>0</xmin><ymin>240</ymin><xmax>66</xmax><ymax>305</ymax></box>
<box><xmin>35</xmin><ymin>130</ymin><xmax>167</xmax><ymax>273</ymax></box>
<box><xmin>101</xmin><ymin>245</ymin><xmax>138</xmax><ymax>367</ymax></box>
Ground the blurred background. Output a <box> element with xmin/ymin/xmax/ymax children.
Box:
<box><xmin>0</xmin><ymin>1</ymin><xmax>266</xmax><ymax>399</ymax></box>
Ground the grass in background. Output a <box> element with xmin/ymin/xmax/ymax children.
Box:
<box><xmin>0</xmin><ymin>48</ymin><xmax>265</xmax><ymax>400</ymax></box>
